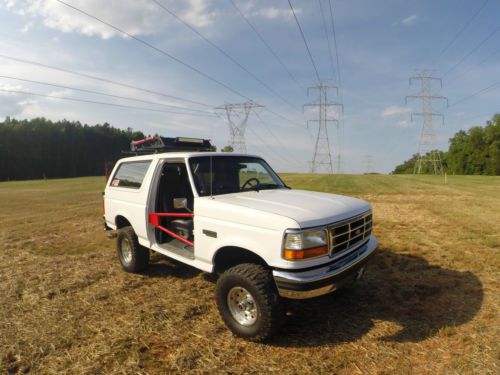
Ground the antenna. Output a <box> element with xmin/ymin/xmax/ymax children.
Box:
<box><xmin>209</xmin><ymin>155</ymin><xmax>213</xmax><ymax>199</ymax></box>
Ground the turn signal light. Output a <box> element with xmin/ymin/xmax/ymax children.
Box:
<box><xmin>284</xmin><ymin>245</ymin><xmax>328</xmax><ymax>260</ymax></box>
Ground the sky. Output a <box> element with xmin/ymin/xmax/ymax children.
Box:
<box><xmin>0</xmin><ymin>0</ymin><xmax>499</xmax><ymax>174</ymax></box>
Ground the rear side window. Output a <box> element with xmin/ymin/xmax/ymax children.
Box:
<box><xmin>110</xmin><ymin>161</ymin><xmax>151</xmax><ymax>189</ymax></box>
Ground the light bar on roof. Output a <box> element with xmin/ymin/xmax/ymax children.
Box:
<box><xmin>176</xmin><ymin>137</ymin><xmax>204</xmax><ymax>144</ymax></box>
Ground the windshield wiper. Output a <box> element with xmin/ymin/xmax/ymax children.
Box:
<box><xmin>242</xmin><ymin>183</ymin><xmax>283</xmax><ymax>192</ymax></box>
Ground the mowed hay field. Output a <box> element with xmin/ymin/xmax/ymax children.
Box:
<box><xmin>0</xmin><ymin>174</ymin><xmax>499</xmax><ymax>374</ymax></box>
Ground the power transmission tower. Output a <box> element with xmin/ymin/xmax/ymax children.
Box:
<box><xmin>405</xmin><ymin>71</ymin><xmax>448</xmax><ymax>175</ymax></box>
<box><xmin>304</xmin><ymin>82</ymin><xmax>343</xmax><ymax>173</ymax></box>
<box><xmin>214</xmin><ymin>101</ymin><xmax>263</xmax><ymax>152</ymax></box>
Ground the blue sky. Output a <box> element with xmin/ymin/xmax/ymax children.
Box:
<box><xmin>0</xmin><ymin>0</ymin><xmax>499</xmax><ymax>173</ymax></box>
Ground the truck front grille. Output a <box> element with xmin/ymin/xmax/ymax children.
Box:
<box><xmin>328</xmin><ymin>212</ymin><xmax>372</xmax><ymax>256</ymax></box>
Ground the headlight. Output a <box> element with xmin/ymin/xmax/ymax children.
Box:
<box><xmin>283</xmin><ymin>229</ymin><xmax>328</xmax><ymax>261</ymax></box>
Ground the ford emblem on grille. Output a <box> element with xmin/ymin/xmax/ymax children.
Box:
<box><xmin>355</xmin><ymin>229</ymin><xmax>361</xmax><ymax>235</ymax></box>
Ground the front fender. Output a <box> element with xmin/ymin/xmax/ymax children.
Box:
<box><xmin>193</xmin><ymin>217</ymin><xmax>284</xmax><ymax>271</ymax></box>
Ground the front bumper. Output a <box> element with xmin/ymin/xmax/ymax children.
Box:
<box><xmin>273</xmin><ymin>235</ymin><xmax>378</xmax><ymax>299</ymax></box>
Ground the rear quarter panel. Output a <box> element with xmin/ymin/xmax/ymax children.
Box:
<box><xmin>104</xmin><ymin>159</ymin><xmax>158</xmax><ymax>244</ymax></box>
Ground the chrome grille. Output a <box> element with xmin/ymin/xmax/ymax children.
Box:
<box><xmin>328</xmin><ymin>212</ymin><xmax>372</xmax><ymax>256</ymax></box>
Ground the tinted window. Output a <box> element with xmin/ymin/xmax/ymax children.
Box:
<box><xmin>111</xmin><ymin>161</ymin><xmax>151</xmax><ymax>189</ymax></box>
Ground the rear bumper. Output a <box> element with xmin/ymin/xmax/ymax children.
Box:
<box><xmin>273</xmin><ymin>235</ymin><xmax>378</xmax><ymax>299</ymax></box>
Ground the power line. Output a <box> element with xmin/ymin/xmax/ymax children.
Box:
<box><xmin>214</xmin><ymin>101</ymin><xmax>263</xmax><ymax>152</ymax></box>
<box><xmin>54</xmin><ymin>0</ymin><xmax>303</xmax><ymax>134</ymax></box>
<box><xmin>55</xmin><ymin>0</ymin><xmax>251</xmax><ymax>101</ymax></box>
<box><xmin>327</xmin><ymin>0</ymin><xmax>345</xmax><ymax>172</ymax></box>
<box><xmin>0</xmin><ymin>88</ymin><xmax>216</xmax><ymax>117</ymax></box>
<box><xmin>442</xmin><ymin>24</ymin><xmax>500</xmax><ymax>79</ymax></box>
<box><xmin>229</xmin><ymin>0</ymin><xmax>305</xmax><ymax>92</ymax></box>
<box><xmin>151</xmin><ymin>0</ymin><xmax>300</xmax><ymax>113</ymax></box>
<box><xmin>215</xmin><ymin>107</ymin><xmax>298</xmax><ymax>169</ymax></box>
<box><xmin>449</xmin><ymin>82</ymin><xmax>500</xmax><ymax>107</ymax></box>
<box><xmin>430</xmin><ymin>0</ymin><xmax>490</xmax><ymax>67</ymax></box>
<box><xmin>246</xmin><ymin>126</ymin><xmax>298</xmax><ymax>168</ymax></box>
<box><xmin>317</xmin><ymin>0</ymin><xmax>336</xmax><ymax>79</ymax></box>
<box><xmin>328</xmin><ymin>0</ymin><xmax>343</xmax><ymax>90</ymax></box>
<box><xmin>253</xmin><ymin>111</ymin><xmax>304</xmax><ymax>165</ymax></box>
<box><xmin>0</xmin><ymin>54</ymin><xmax>212</xmax><ymax>107</ymax></box>
<box><xmin>0</xmin><ymin>75</ymin><xmax>215</xmax><ymax>115</ymax></box>
<box><xmin>262</xmin><ymin>107</ymin><xmax>309</xmax><ymax>130</ymax></box>
<box><xmin>451</xmin><ymin>47</ymin><xmax>500</xmax><ymax>80</ymax></box>
<box><xmin>287</xmin><ymin>0</ymin><xmax>321</xmax><ymax>82</ymax></box>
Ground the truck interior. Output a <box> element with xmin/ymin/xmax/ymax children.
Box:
<box><xmin>154</xmin><ymin>161</ymin><xmax>195</xmax><ymax>258</ymax></box>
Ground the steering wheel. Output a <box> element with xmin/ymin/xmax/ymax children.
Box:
<box><xmin>241</xmin><ymin>177</ymin><xmax>261</xmax><ymax>190</ymax></box>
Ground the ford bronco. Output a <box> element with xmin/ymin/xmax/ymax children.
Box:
<box><xmin>103</xmin><ymin>136</ymin><xmax>378</xmax><ymax>340</ymax></box>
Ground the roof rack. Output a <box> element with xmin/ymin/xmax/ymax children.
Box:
<box><xmin>126</xmin><ymin>136</ymin><xmax>213</xmax><ymax>155</ymax></box>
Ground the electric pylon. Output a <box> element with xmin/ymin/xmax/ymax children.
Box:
<box><xmin>304</xmin><ymin>82</ymin><xmax>343</xmax><ymax>173</ymax></box>
<box><xmin>214</xmin><ymin>101</ymin><xmax>263</xmax><ymax>152</ymax></box>
<box><xmin>405</xmin><ymin>71</ymin><xmax>448</xmax><ymax>175</ymax></box>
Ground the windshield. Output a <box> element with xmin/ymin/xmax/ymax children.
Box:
<box><xmin>188</xmin><ymin>156</ymin><xmax>285</xmax><ymax>196</ymax></box>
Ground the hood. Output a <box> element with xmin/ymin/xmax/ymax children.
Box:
<box><xmin>211</xmin><ymin>189</ymin><xmax>370</xmax><ymax>228</ymax></box>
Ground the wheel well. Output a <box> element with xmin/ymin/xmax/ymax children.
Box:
<box><xmin>213</xmin><ymin>246</ymin><xmax>268</xmax><ymax>273</ymax></box>
<box><xmin>115</xmin><ymin>215</ymin><xmax>131</xmax><ymax>229</ymax></box>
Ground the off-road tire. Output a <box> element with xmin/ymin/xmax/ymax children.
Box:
<box><xmin>116</xmin><ymin>226</ymin><xmax>149</xmax><ymax>273</ymax></box>
<box><xmin>216</xmin><ymin>263</ymin><xmax>284</xmax><ymax>341</ymax></box>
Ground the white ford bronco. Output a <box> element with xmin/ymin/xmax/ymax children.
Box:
<box><xmin>104</xmin><ymin>136</ymin><xmax>378</xmax><ymax>340</ymax></box>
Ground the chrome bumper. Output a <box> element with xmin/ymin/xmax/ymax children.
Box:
<box><xmin>273</xmin><ymin>235</ymin><xmax>378</xmax><ymax>299</ymax></box>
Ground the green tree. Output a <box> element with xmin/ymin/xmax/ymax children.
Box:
<box><xmin>393</xmin><ymin>114</ymin><xmax>499</xmax><ymax>175</ymax></box>
<box><xmin>0</xmin><ymin>118</ymin><xmax>144</xmax><ymax>181</ymax></box>
<box><xmin>447</xmin><ymin>114</ymin><xmax>500</xmax><ymax>175</ymax></box>
<box><xmin>392</xmin><ymin>151</ymin><xmax>447</xmax><ymax>174</ymax></box>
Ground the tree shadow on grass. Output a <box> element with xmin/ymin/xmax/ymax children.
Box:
<box><xmin>270</xmin><ymin>247</ymin><xmax>483</xmax><ymax>346</ymax></box>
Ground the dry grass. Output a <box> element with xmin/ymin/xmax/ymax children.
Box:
<box><xmin>0</xmin><ymin>174</ymin><xmax>499</xmax><ymax>374</ymax></box>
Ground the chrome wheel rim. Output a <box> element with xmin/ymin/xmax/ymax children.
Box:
<box><xmin>121</xmin><ymin>238</ymin><xmax>133</xmax><ymax>264</ymax></box>
<box><xmin>227</xmin><ymin>287</ymin><xmax>258</xmax><ymax>326</ymax></box>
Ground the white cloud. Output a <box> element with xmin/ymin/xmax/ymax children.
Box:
<box><xmin>396</xmin><ymin>120</ymin><xmax>413</xmax><ymax>128</ymax></box>
<box><xmin>399</xmin><ymin>14</ymin><xmax>417</xmax><ymax>26</ymax></box>
<box><xmin>0</xmin><ymin>83</ymin><xmax>31</xmax><ymax>119</ymax></box>
<box><xmin>381</xmin><ymin>105</ymin><xmax>411</xmax><ymax>117</ymax></box>
<box><xmin>20</xmin><ymin>21</ymin><xmax>33</xmax><ymax>33</ymax></box>
<box><xmin>46</xmin><ymin>88</ymin><xmax>73</xmax><ymax>98</ymax></box>
<box><xmin>303</xmin><ymin>105</ymin><xmax>341</xmax><ymax>120</ymax></box>
<box><xmin>252</xmin><ymin>6</ymin><xmax>300</xmax><ymax>20</ymax></box>
<box><xmin>236</xmin><ymin>1</ymin><xmax>300</xmax><ymax>21</ymax></box>
<box><xmin>1</xmin><ymin>0</ymin><xmax>216</xmax><ymax>39</ymax></box>
<box><xmin>182</xmin><ymin>0</ymin><xmax>215</xmax><ymax>28</ymax></box>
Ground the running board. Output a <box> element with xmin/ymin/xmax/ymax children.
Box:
<box><xmin>158</xmin><ymin>240</ymin><xmax>194</xmax><ymax>260</ymax></box>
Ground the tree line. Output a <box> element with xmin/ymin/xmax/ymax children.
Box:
<box><xmin>393</xmin><ymin>114</ymin><xmax>500</xmax><ymax>175</ymax></box>
<box><xmin>0</xmin><ymin>118</ymin><xmax>145</xmax><ymax>181</ymax></box>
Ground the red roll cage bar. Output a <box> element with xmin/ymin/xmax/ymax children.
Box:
<box><xmin>149</xmin><ymin>212</ymin><xmax>194</xmax><ymax>247</ymax></box>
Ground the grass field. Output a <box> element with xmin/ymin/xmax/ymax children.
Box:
<box><xmin>0</xmin><ymin>174</ymin><xmax>499</xmax><ymax>374</ymax></box>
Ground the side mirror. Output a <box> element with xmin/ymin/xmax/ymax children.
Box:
<box><xmin>173</xmin><ymin>198</ymin><xmax>188</xmax><ymax>210</ymax></box>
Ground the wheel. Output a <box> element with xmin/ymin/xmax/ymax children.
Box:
<box><xmin>116</xmin><ymin>226</ymin><xmax>149</xmax><ymax>273</ymax></box>
<box><xmin>216</xmin><ymin>263</ymin><xmax>284</xmax><ymax>341</ymax></box>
